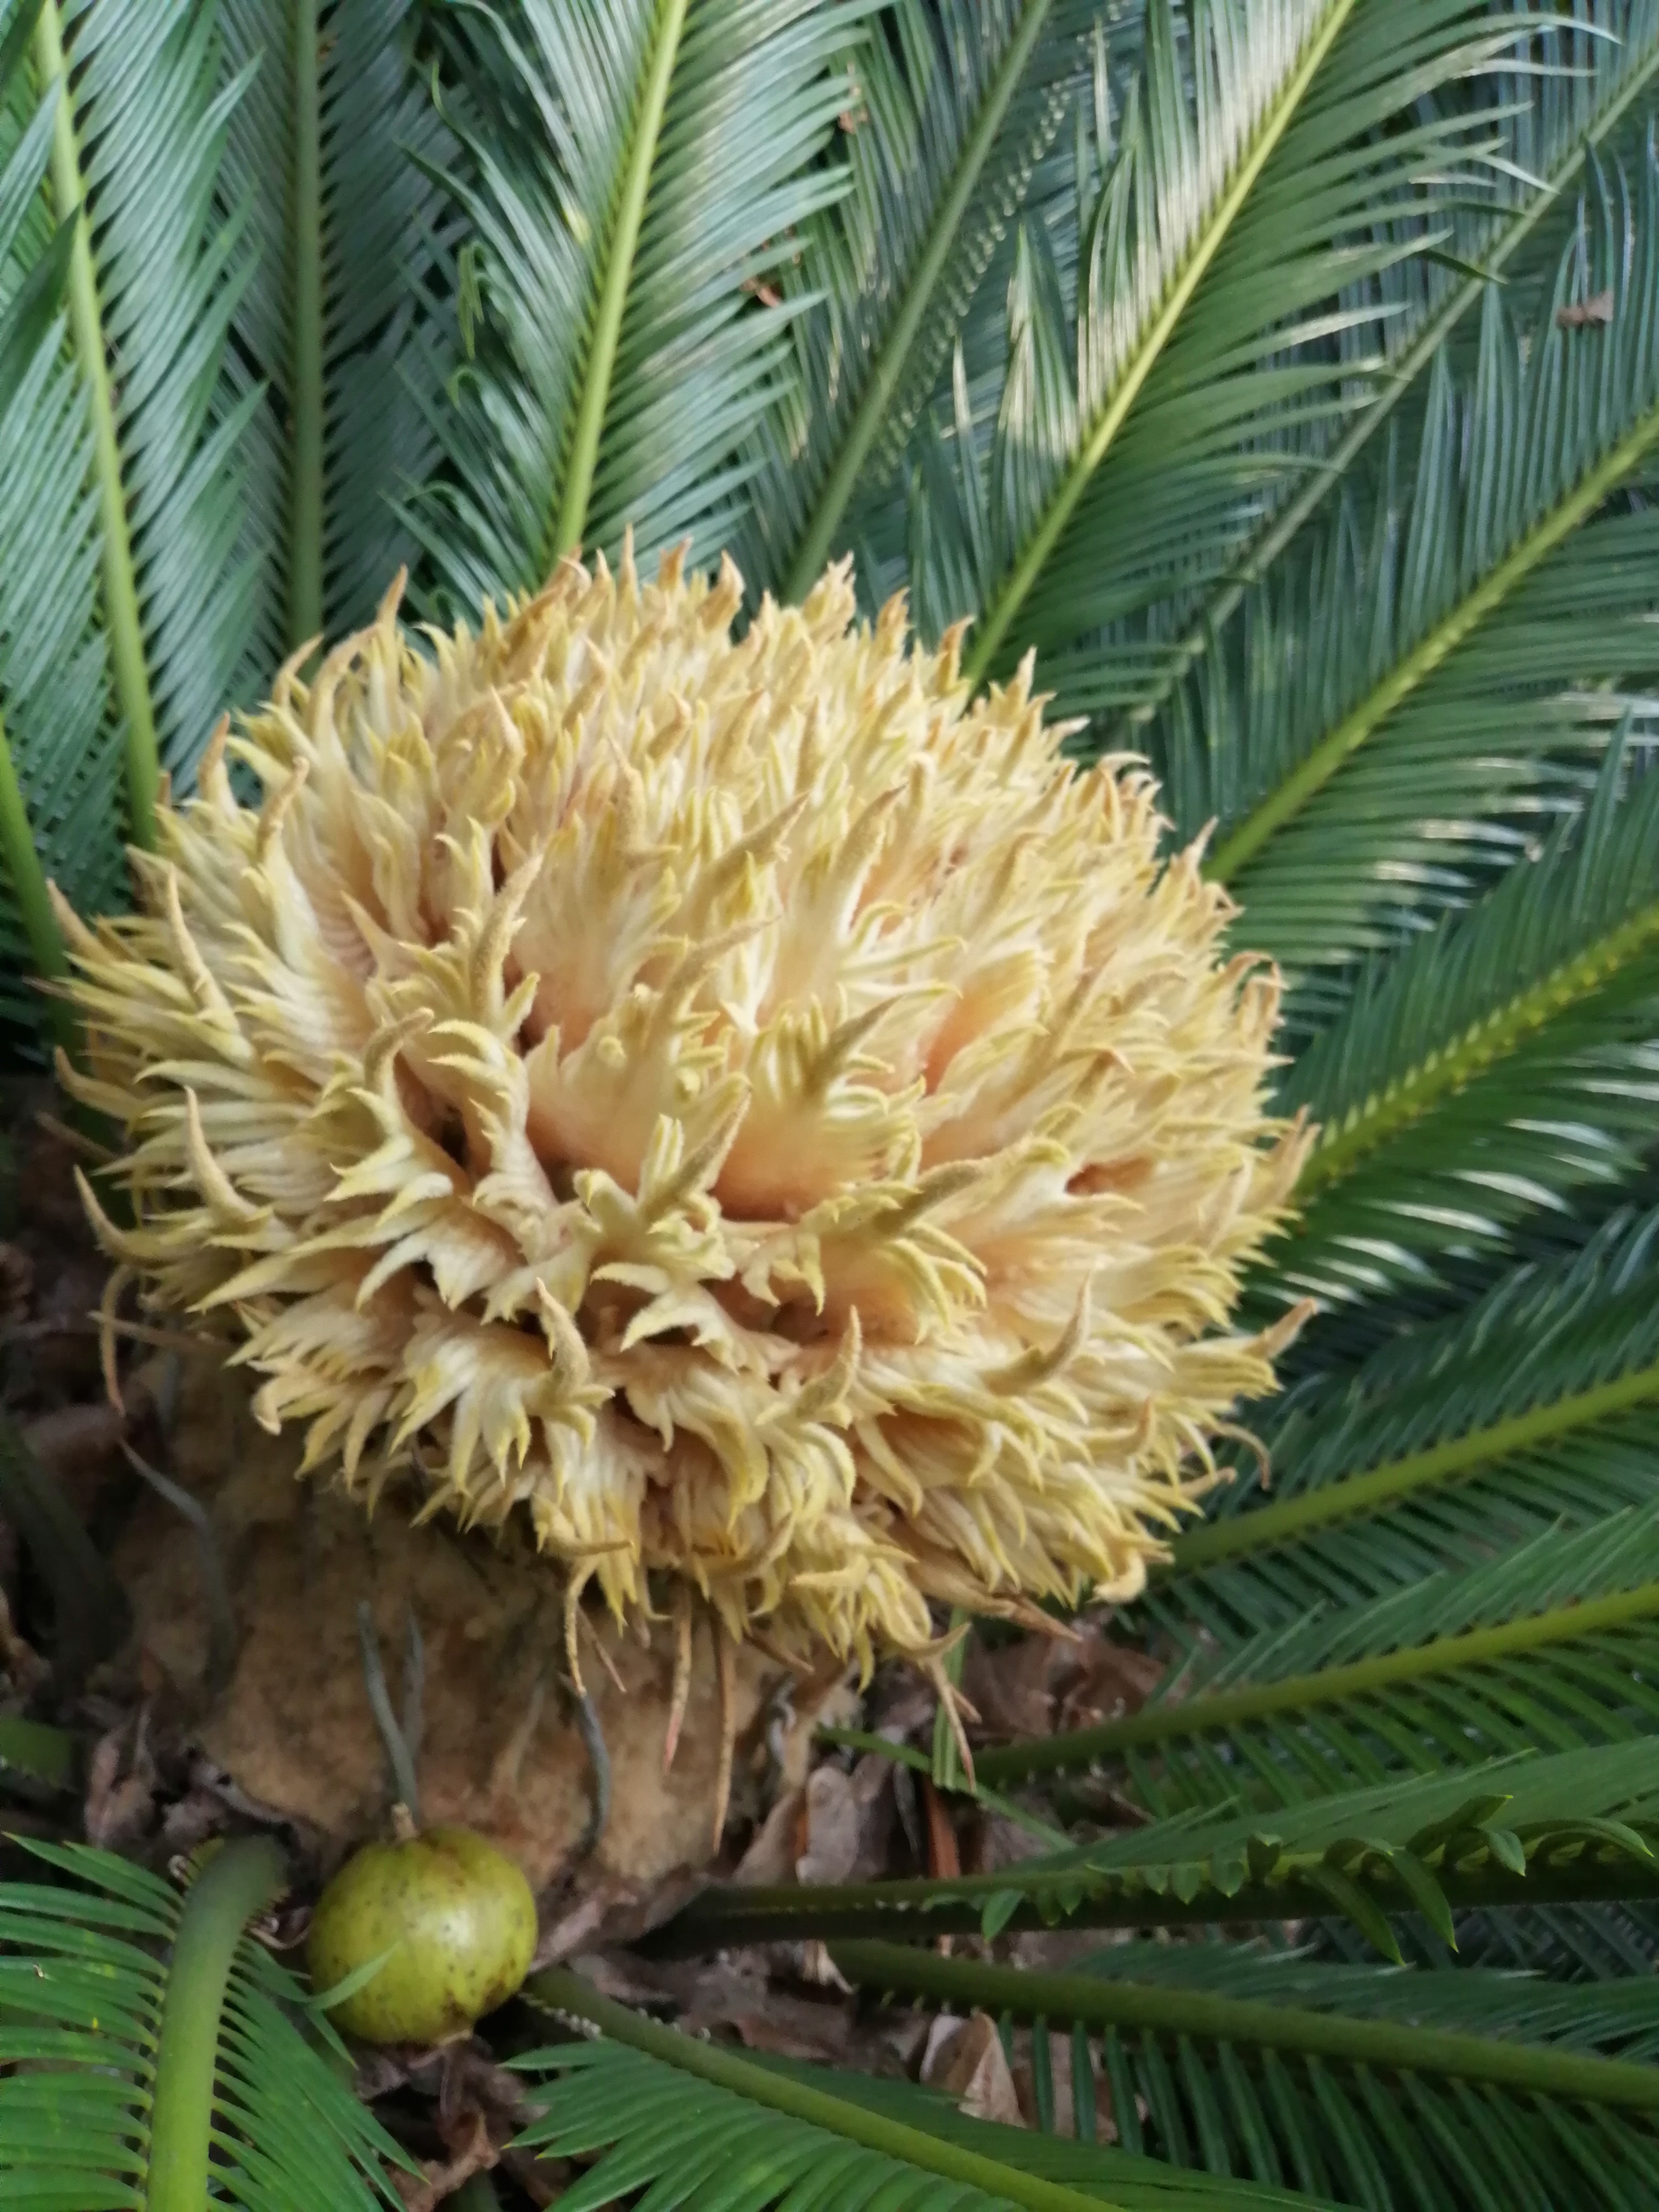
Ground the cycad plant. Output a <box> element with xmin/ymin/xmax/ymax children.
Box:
<box><xmin>7</xmin><ymin>2</ymin><xmax>1659</xmax><ymax>2208</ymax></box>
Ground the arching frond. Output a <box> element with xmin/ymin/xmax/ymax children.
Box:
<box><xmin>896</xmin><ymin>1</ymin><xmax>1531</xmax><ymax>675</ymax></box>
<box><xmin>1117</xmin><ymin>0</ymin><xmax>1659</xmax><ymax>736</ymax></box>
<box><xmin>1172</xmin><ymin>137</ymin><xmax>1659</xmax><ymax>988</ymax></box>
<box><xmin>830</xmin><ymin>1937</ymin><xmax>1659</xmax><ymax>2212</ymax></box>
<box><xmin>32</xmin><ymin>0</ymin><xmax>259</xmax><ymax>801</ymax></box>
<box><xmin>0</xmin><ymin>0</ymin><xmax>121</xmax><ymax>1050</ymax></box>
<box><xmin>519</xmin><ymin>1967</ymin><xmax>1336</xmax><ymax>2211</ymax></box>
<box><xmin>1260</xmin><ymin>738</ymin><xmax>1659</xmax><ymax>1309</ymax></box>
<box><xmin>737</xmin><ymin>0</ymin><xmax>1120</xmax><ymax>602</ymax></box>
<box><xmin>0</xmin><ymin>1839</ymin><xmax>401</xmax><ymax>2212</ymax></box>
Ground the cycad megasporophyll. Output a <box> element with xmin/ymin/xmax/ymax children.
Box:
<box><xmin>7</xmin><ymin>5</ymin><xmax>1659</xmax><ymax>2211</ymax></box>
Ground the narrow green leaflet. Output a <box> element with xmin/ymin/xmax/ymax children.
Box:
<box><xmin>1184</xmin><ymin>137</ymin><xmax>1659</xmax><ymax>1003</ymax></box>
<box><xmin>0</xmin><ymin>1</ymin><xmax>119</xmax><ymax>1051</ymax></box>
<box><xmin>897</xmin><ymin>1</ymin><xmax>1527</xmax><ymax>676</ymax></box>
<box><xmin>1261</xmin><ymin>734</ymin><xmax>1659</xmax><ymax>1308</ymax></box>
<box><xmin>649</xmin><ymin>1741</ymin><xmax>1659</xmax><ymax>1956</ymax></box>
<box><xmin>1121</xmin><ymin>0</ymin><xmax>1659</xmax><ymax>735</ymax></box>
<box><xmin>980</xmin><ymin>1507</ymin><xmax>1659</xmax><ymax>1811</ymax></box>
<box><xmin>739</xmin><ymin>0</ymin><xmax>1118</xmax><ymax>601</ymax></box>
<box><xmin>1164</xmin><ymin>1203</ymin><xmax>1659</xmax><ymax>1632</ymax></box>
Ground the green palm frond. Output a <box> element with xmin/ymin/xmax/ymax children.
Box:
<box><xmin>830</xmin><ymin>1938</ymin><xmax>1659</xmax><ymax>2211</ymax></box>
<box><xmin>413</xmin><ymin>0</ymin><xmax>869</xmax><ymax>615</ymax></box>
<box><xmin>648</xmin><ymin>1740</ymin><xmax>1659</xmax><ymax>1955</ymax></box>
<box><xmin>219</xmin><ymin>0</ymin><xmax>459</xmax><ymax>669</ymax></box>
<box><xmin>1257</xmin><ymin>733</ymin><xmax>1659</xmax><ymax>1310</ymax></box>
<box><xmin>31</xmin><ymin>0</ymin><xmax>258</xmax><ymax>808</ymax></box>
<box><xmin>0</xmin><ymin>0</ymin><xmax>121</xmax><ymax>1049</ymax></box>
<box><xmin>1161</xmin><ymin>1202</ymin><xmax>1659</xmax><ymax>1631</ymax></box>
<box><xmin>1117</xmin><ymin>0</ymin><xmax>1659</xmax><ymax>735</ymax></box>
<box><xmin>735</xmin><ymin>0</ymin><xmax>1122</xmax><ymax>601</ymax></box>
<box><xmin>893</xmin><ymin>0</ymin><xmax>1526</xmax><ymax>676</ymax></box>
<box><xmin>517</xmin><ymin>1967</ymin><xmax>1335</xmax><ymax>2210</ymax></box>
<box><xmin>1168</xmin><ymin>133</ymin><xmax>1659</xmax><ymax>990</ymax></box>
<box><xmin>0</xmin><ymin>1838</ymin><xmax>400</xmax><ymax>2212</ymax></box>
<box><xmin>975</xmin><ymin>1505</ymin><xmax>1659</xmax><ymax>1812</ymax></box>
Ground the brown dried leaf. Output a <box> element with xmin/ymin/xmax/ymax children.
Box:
<box><xmin>532</xmin><ymin>1878</ymin><xmax>639</xmax><ymax>1969</ymax></box>
<box><xmin>923</xmin><ymin>2013</ymin><xmax>1025</xmax><ymax>2127</ymax></box>
<box><xmin>0</xmin><ymin>1585</ymin><xmax>47</xmax><ymax>1697</ymax></box>
<box><xmin>393</xmin><ymin>2112</ymin><xmax>497</xmax><ymax>2212</ymax></box>
<box><xmin>1013</xmin><ymin>2025</ymin><xmax>1123</xmax><ymax>2142</ymax></box>
<box><xmin>921</xmin><ymin>1778</ymin><xmax>961</xmax><ymax>1878</ymax></box>
<box><xmin>499</xmin><ymin>2148</ymin><xmax>567</xmax><ymax>2208</ymax></box>
<box><xmin>733</xmin><ymin>1784</ymin><xmax>806</xmax><ymax>1886</ymax></box>
<box><xmin>83</xmin><ymin>1717</ymin><xmax>155</xmax><ymax>1851</ymax></box>
<box><xmin>961</xmin><ymin>1632</ymin><xmax>1058</xmax><ymax>1742</ymax></box>
<box><xmin>685</xmin><ymin>1982</ymin><xmax>857</xmax><ymax>2063</ymax></box>
<box><xmin>1556</xmin><ymin>288</ymin><xmax>1614</xmax><ymax>328</ymax></box>
<box><xmin>0</xmin><ymin>1241</ymin><xmax>33</xmax><ymax>1323</ymax></box>
<box><xmin>795</xmin><ymin>1756</ymin><xmax>892</xmax><ymax>1886</ymax></box>
<box><xmin>1053</xmin><ymin>1630</ymin><xmax>1166</xmax><ymax>1735</ymax></box>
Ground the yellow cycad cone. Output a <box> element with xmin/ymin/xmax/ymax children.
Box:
<box><xmin>59</xmin><ymin>543</ymin><xmax>1311</xmax><ymax>1678</ymax></box>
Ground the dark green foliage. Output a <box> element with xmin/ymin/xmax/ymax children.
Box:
<box><xmin>7</xmin><ymin>3</ymin><xmax>1659</xmax><ymax>2206</ymax></box>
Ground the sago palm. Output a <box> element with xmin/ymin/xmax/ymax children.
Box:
<box><xmin>5</xmin><ymin>2</ymin><xmax>1659</xmax><ymax>2209</ymax></box>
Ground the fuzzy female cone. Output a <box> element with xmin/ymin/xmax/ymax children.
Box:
<box><xmin>57</xmin><ymin>547</ymin><xmax>1310</xmax><ymax>1675</ymax></box>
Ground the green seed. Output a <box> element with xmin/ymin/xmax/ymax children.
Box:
<box><xmin>307</xmin><ymin>1826</ymin><xmax>537</xmax><ymax>2046</ymax></box>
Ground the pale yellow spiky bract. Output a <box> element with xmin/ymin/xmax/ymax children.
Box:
<box><xmin>60</xmin><ymin>546</ymin><xmax>1310</xmax><ymax>1676</ymax></box>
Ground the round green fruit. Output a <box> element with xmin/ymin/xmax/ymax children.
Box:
<box><xmin>307</xmin><ymin>1826</ymin><xmax>537</xmax><ymax>2046</ymax></box>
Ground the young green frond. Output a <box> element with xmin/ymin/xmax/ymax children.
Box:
<box><xmin>650</xmin><ymin>1739</ymin><xmax>1659</xmax><ymax>1968</ymax></box>
<box><xmin>984</xmin><ymin>1505</ymin><xmax>1659</xmax><ymax>1812</ymax></box>
<box><xmin>1259</xmin><ymin>736</ymin><xmax>1659</xmax><ymax>1309</ymax></box>
<box><xmin>739</xmin><ymin>0</ymin><xmax>1116</xmax><ymax>602</ymax></box>
<box><xmin>1161</xmin><ymin>1204</ymin><xmax>1659</xmax><ymax>1634</ymax></box>
<box><xmin>1120</xmin><ymin>0</ymin><xmax>1659</xmax><ymax>735</ymax></box>
<box><xmin>0</xmin><ymin>3</ymin><xmax>121</xmax><ymax>1050</ymax></box>
<box><xmin>899</xmin><ymin>0</ymin><xmax>1528</xmax><ymax>682</ymax></box>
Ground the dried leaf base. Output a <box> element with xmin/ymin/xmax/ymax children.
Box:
<box><xmin>114</xmin><ymin>1352</ymin><xmax>835</xmax><ymax>1898</ymax></box>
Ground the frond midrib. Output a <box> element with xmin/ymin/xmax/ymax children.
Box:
<box><xmin>551</xmin><ymin>0</ymin><xmax>691</xmax><ymax>566</ymax></box>
<box><xmin>526</xmin><ymin>1969</ymin><xmax>1117</xmax><ymax>2212</ymax></box>
<box><xmin>827</xmin><ymin>1939</ymin><xmax>1659</xmax><ymax>2113</ymax></box>
<box><xmin>1295</xmin><ymin>893</ymin><xmax>1659</xmax><ymax>1202</ymax></box>
<box><xmin>960</xmin><ymin>0</ymin><xmax>1360</xmax><ymax>691</ymax></box>
<box><xmin>1210</xmin><ymin>399</ymin><xmax>1659</xmax><ymax>886</ymax></box>
<box><xmin>975</xmin><ymin>1581</ymin><xmax>1659</xmax><ymax>1779</ymax></box>
<box><xmin>646</xmin><ymin>1798</ymin><xmax>1659</xmax><ymax>1949</ymax></box>
<box><xmin>780</xmin><ymin>0</ymin><xmax>1061</xmax><ymax>601</ymax></box>
<box><xmin>31</xmin><ymin>0</ymin><xmax>156</xmax><ymax>844</ymax></box>
<box><xmin>1168</xmin><ymin>1358</ymin><xmax>1659</xmax><ymax>1571</ymax></box>
<box><xmin>1122</xmin><ymin>20</ymin><xmax>1659</xmax><ymax>738</ymax></box>
<box><xmin>288</xmin><ymin>0</ymin><xmax>323</xmax><ymax>652</ymax></box>
<box><xmin>0</xmin><ymin>703</ymin><xmax>71</xmax><ymax>1039</ymax></box>
<box><xmin>144</xmin><ymin>1837</ymin><xmax>287</xmax><ymax>2212</ymax></box>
